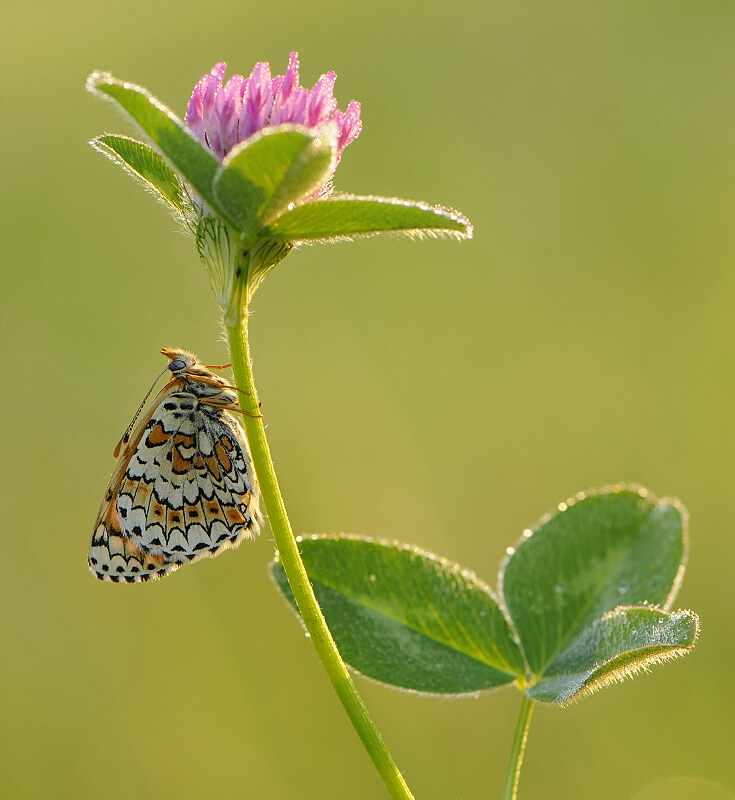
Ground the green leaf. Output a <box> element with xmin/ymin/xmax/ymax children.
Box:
<box><xmin>271</xmin><ymin>488</ymin><xmax>697</xmax><ymax>700</ymax></box>
<box><xmin>271</xmin><ymin>535</ymin><xmax>524</xmax><ymax>694</ymax></box>
<box><xmin>261</xmin><ymin>195</ymin><xmax>473</xmax><ymax>241</ymax></box>
<box><xmin>500</xmin><ymin>487</ymin><xmax>688</xmax><ymax>677</ymax></box>
<box><xmin>213</xmin><ymin>126</ymin><xmax>335</xmax><ymax>239</ymax></box>
<box><xmin>90</xmin><ymin>135</ymin><xmax>191</xmax><ymax>218</ymax></box>
<box><xmin>87</xmin><ymin>72</ymin><xmax>222</xmax><ymax>214</ymax></box>
<box><xmin>526</xmin><ymin>607</ymin><xmax>699</xmax><ymax>703</ymax></box>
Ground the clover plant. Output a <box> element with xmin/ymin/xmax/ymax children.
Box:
<box><xmin>87</xmin><ymin>54</ymin><xmax>698</xmax><ymax>800</ymax></box>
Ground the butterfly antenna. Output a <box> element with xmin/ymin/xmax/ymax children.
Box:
<box><xmin>113</xmin><ymin>364</ymin><xmax>171</xmax><ymax>458</ymax></box>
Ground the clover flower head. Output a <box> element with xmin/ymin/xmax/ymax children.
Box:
<box><xmin>185</xmin><ymin>52</ymin><xmax>362</xmax><ymax>164</ymax></box>
<box><xmin>88</xmin><ymin>54</ymin><xmax>470</xmax><ymax>310</ymax></box>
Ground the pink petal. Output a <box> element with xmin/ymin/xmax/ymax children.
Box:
<box><xmin>185</xmin><ymin>80</ymin><xmax>206</xmax><ymax>141</ymax></box>
<box><xmin>335</xmin><ymin>100</ymin><xmax>362</xmax><ymax>160</ymax></box>
<box><xmin>271</xmin><ymin>86</ymin><xmax>304</xmax><ymax>126</ymax></box>
<box><xmin>306</xmin><ymin>71</ymin><xmax>338</xmax><ymax>128</ymax></box>
<box><xmin>240</xmin><ymin>61</ymin><xmax>273</xmax><ymax>139</ymax></box>
<box><xmin>272</xmin><ymin>51</ymin><xmax>300</xmax><ymax>118</ymax></box>
<box><xmin>218</xmin><ymin>74</ymin><xmax>244</xmax><ymax>155</ymax></box>
<box><xmin>200</xmin><ymin>62</ymin><xmax>226</xmax><ymax>157</ymax></box>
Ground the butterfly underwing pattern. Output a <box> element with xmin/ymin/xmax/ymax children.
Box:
<box><xmin>89</xmin><ymin>348</ymin><xmax>261</xmax><ymax>582</ymax></box>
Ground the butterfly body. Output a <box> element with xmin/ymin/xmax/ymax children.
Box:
<box><xmin>89</xmin><ymin>349</ymin><xmax>260</xmax><ymax>583</ymax></box>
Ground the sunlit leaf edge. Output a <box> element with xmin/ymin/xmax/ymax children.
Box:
<box><xmin>526</xmin><ymin>607</ymin><xmax>699</xmax><ymax>704</ymax></box>
<box><xmin>292</xmin><ymin>532</ymin><xmax>506</xmax><ymax>628</ymax></box>
<box><xmin>568</xmin><ymin>608</ymin><xmax>699</xmax><ymax>703</ymax></box>
<box><xmin>86</xmin><ymin>71</ymin><xmax>223</xmax><ymax>215</ymax></box>
<box><xmin>262</xmin><ymin>193</ymin><xmax>474</xmax><ymax>243</ymax></box>
<box><xmin>497</xmin><ymin>483</ymin><xmax>690</xmax><ymax>631</ymax></box>
<box><xmin>89</xmin><ymin>134</ymin><xmax>194</xmax><ymax>224</ymax></box>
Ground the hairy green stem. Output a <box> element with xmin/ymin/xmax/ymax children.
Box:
<box><xmin>224</xmin><ymin>281</ymin><xmax>415</xmax><ymax>800</ymax></box>
<box><xmin>502</xmin><ymin>694</ymin><xmax>535</xmax><ymax>800</ymax></box>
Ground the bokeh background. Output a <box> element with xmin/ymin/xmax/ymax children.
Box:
<box><xmin>1</xmin><ymin>1</ymin><xmax>733</xmax><ymax>798</ymax></box>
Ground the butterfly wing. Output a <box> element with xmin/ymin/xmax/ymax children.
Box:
<box><xmin>187</xmin><ymin>408</ymin><xmax>261</xmax><ymax>559</ymax></box>
<box><xmin>89</xmin><ymin>383</ymin><xmax>183</xmax><ymax>582</ymax></box>
<box><xmin>89</xmin><ymin>501</ymin><xmax>179</xmax><ymax>582</ymax></box>
<box><xmin>116</xmin><ymin>392</ymin><xmax>260</xmax><ymax>565</ymax></box>
<box><xmin>88</xmin><ymin>440</ymin><xmax>178</xmax><ymax>583</ymax></box>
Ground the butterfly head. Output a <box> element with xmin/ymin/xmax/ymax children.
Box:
<box><xmin>161</xmin><ymin>348</ymin><xmax>198</xmax><ymax>376</ymax></box>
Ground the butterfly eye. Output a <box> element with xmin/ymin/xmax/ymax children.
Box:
<box><xmin>168</xmin><ymin>359</ymin><xmax>187</xmax><ymax>372</ymax></box>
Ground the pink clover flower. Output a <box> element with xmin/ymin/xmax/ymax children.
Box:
<box><xmin>185</xmin><ymin>52</ymin><xmax>362</xmax><ymax>165</ymax></box>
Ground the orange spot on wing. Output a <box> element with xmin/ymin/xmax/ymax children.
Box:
<box><xmin>215</xmin><ymin>441</ymin><xmax>232</xmax><ymax>473</ymax></box>
<box><xmin>205</xmin><ymin>499</ymin><xmax>224</xmax><ymax>520</ymax></box>
<box><xmin>146</xmin><ymin>422</ymin><xmax>171</xmax><ymax>447</ymax></box>
<box><xmin>134</xmin><ymin>483</ymin><xmax>152</xmax><ymax>504</ymax></box>
<box><xmin>141</xmin><ymin>551</ymin><xmax>168</xmax><ymax>569</ymax></box>
<box><xmin>204</xmin><ymin>454</ymin><xmax>221</xmax><ymax>480</ymax></box>
<box><xmin>171</xmin><ymin>433</ymin><xmax>195</xmax><ymax>474</ymax></box>
<box><xmin>172</xmin><ymin>448</ymin><xmax>192</xmax><ymax>474</ymax></box>
<box><xmin>225</xmin><ymin>506</ymin><xmax>246</xmax><ymax>525</ymax></box>
<box><xmin>106</xmin><ymin>505</ymin><xmax>123</xmax><ymax>535</ymax></box>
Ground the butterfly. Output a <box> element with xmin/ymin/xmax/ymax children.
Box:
<box><xmin>89</xmin><ymin>348</ymin><xmax>261</xmax><ymax>582</ymax></box>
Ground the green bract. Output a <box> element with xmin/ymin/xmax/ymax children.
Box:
<box><xmin>271</xmin><ymin>486</ymin><xmax>698</xmax><ymax>701</ymax></box>
<box><xmin>89</xmin><ymin>75</ymin><xmax>222</xmax><ymax>212</ymax></box>
<box><xmin>263</xmin><ymin>196</ymin><xmax>470</xmax><ymax>242</ymax></box>
<box><xmin>87</xmin><ymin>71</ymin><xmax>472</xmax><ymax>304</ymax></box>
<box><xmin>213</xmin><ymin>127</ymin><xmax>336</xmax><ymax>240</ymax></box>
<box><xmin>90</xmin><ymin>135</ymin><xmax>192</xmax><ymax>222</ymax></box>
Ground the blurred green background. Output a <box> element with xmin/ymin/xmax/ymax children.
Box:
<box><xmin>1</xmin><ymin>1</ymin><xmax>733</xmax><ymax>798</ymax></box>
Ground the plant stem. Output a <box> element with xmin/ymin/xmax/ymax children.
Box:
<box><xmin>224</xmin><ymin>293</ymin><xmax>415</xmax><ymax>800</ymax></box>
<box><xmin>502</xmin><ymin>693</ymin><xmax>535</xmax><ymax>800</ymax></box>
